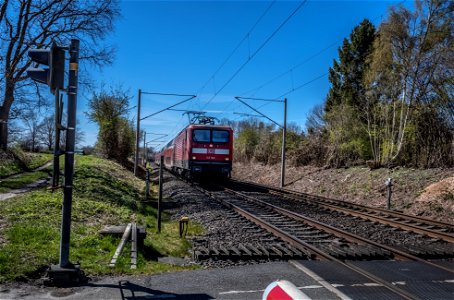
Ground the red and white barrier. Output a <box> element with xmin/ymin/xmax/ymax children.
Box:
<box><xmin>263</xmin><ymin>280</ymin><xmax>311</xmax><ymax>300</ymax></box>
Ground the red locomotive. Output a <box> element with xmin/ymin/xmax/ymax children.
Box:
<box><xmin>155</xmin><ymin>118</ymin><xmax>233</xmax><ymax>179</ymax></box>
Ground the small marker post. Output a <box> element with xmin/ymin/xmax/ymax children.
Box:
<box><xmin>386</xmin><ymin>178</ymin><xmax>393</xmax><ymax>210</ymax></box>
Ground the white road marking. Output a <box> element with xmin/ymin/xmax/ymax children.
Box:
<box><xmin>219</xmin><ymin>289</ymin><xmax>264</xmax><ymax>295</ymax></box>
<box><xmin>289</xmin><ymin>260</ymin><xmax>353</xmax><ymax>300</ymax></box>
<box><xmin>219</xmin><ymin>284</ymin><xmax>326</xmax><ymax>296</ymax></box>
<box><xmin>363</xmin><ymin>283</ymin><xmax>382</xmax><ymax>287</ymax></box>
<box><xmin>300</xmin><ymin>285</ymin><xmax>324</xmax><ymax>289</ymax></box>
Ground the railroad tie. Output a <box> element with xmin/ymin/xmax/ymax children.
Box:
<box><xmin>219</xmin><ymin>245</ymin><xmax>230</xmax><ymax>256</ymax></box>
<box><xmin>230</xmin><ymin>247</ymin><xmax>241</xmax><ymax>256</ymax></box>
<box><xmin>257</xmin><ymin>245</ymin><xmax>270</xmax><ymax>257</ymax></box>
<box><xmin>238</xmin><ymin>244</ymin><xmax>252</xmax><ymax>256</ymax></box>
<box><xmin>275</xmin><ymin>244</ymin><xmax>294</xmax><ymax>257</ymax></box>
<box><xmin>270</xmin><ymin>245</ymin><xmax>283</xmax><ymax>257</ymax></box>
<box><xmin>247</xmin><ymin>244</ymin><xmax>264</xmax><ymax>256</ymax></box>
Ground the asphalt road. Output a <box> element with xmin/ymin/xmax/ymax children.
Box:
<box><xmin>1</xmin><ymin>260</ymin><xmax>452</xmax><ymax>299</ymax></box>
<box><xmin>0</xmin><ymin>261</ymin><xmax>341</xmax><ymax>300</ymax></box>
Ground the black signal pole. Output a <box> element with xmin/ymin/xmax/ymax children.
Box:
<box><xmin>59</xmin><ymin>39</ymin><xmax>79</xmax><ymax>269</ymax></box>
<box><xmin>47</xmin><ymin>39</ymin><xmax>84</xmax><ymax>286</ymax></box>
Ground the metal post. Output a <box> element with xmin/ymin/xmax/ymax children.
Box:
<box><xmin>386</xmin><ymin>178</ymin><xmax>393</xmax><ymax>210</ymax></box>
<box><xmin>280</xmin><ymin>98</ymin><xmax>287</xmax><ymax>188</ymax></box>
<box><xmin>59</xmin><ymin>39</ymin><xmax>79</xmax><ymax>268</ymax></box>
<box><xmin>134</xmin><ymin>89</ymin><xmax>142</xmax><ymax>176</ymax></box>
<box><xmin>52</xmin><ymin>88</ymin><xmax>60</xmax><ymax>188</ymax></box>
<box><xmin>157</xmin><ymin>156</ymin><xmax>163</xmax><ymax>233</ymax></box>
<box><xmin>143</xmin><ymin>131</ymin><xmax>146</xmax><ymax>166</ymax></box>
<box><xmin>145</xmin><ymin>169</ymin><xmax>150</xmax><ymax>201</ymax></box>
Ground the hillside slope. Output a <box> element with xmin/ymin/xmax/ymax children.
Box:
<box><xmin>0</xmin><ymin>155</ymin><xmax>199</xmax><ymax>283</ymax></box>
<box><xmin>232</xmin><ymin>162</ymin><xmax>453</xmax><ymax>222</ymax></box>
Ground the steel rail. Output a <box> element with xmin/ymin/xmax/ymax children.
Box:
<box><xmin>224</xmin><ymin>187</ymin><xmax>453</xmax><ymax>274</ymax></box>
<box><xmin>228</xmin><ymin>179</ymin><xmax>454</xmax><ymax>240</ymax></box>
<box><xmin>267</xmin><ymin>189</ymin><xmax>454</xmax><ymax>243</ymax></box>
<box><xmin>196</xmin><ymin>185</ymin><xmax>419</xmax><ymax>300</ymax></box>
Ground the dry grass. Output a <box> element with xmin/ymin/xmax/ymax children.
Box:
<box><xmin>232</xmin><ymin>162</ymin><xmax>453</xmax><ymax>222</ymax></box>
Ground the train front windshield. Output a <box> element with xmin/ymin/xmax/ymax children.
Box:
<box><xmin>193</xmin><ymin>129</ymin><xmax>229</xmax><ymax>143</ymax></box>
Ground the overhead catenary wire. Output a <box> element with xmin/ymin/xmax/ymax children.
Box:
<box><xmin>277</xmin><ymin>72</ymin><xmax>328</xmax><ymax>98</ymax></box>
<box><xmin>201</xmin><ymin>0</ymin><xmax>308</xmax><ymax>110</ymax></box>
<box><xmin>195</xmin><ymin>0</ymin><xmax>277</xmax><ymax>97</ymax></box>
<box><xmin>140</xmin><ymin>95</ymin><xmax>196</xmax><ymax>121</ymax></box>
<box><xmin>240</xmin><ymin>40</ymin><xmax>341</xmax><ymax>97</ymax></box>
<box><xmin>231</xmin><ymin>4</ymin><xmax>407</xmax><ymax>109</ymax></box>
<box><xmin>149</xmin><ymin>0</ymin><xmax>407</xmax><ymax>142</ymax></box>
<box><xmin>235</xmin><ymin>96</ymin><xmax>283</xmax><ymax>127</ymax></box>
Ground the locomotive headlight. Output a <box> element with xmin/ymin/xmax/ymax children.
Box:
<box><xmin>209</xmin><ymin>144</ymin><xmax>213</xmax><ymax>147</ymax></box>
<box><xmin>225</xmin><ymin>158</ymin><xmax>229</xmax><ymax>161</ymax></box>
<box><xmin>192</xmin><ymin>156</ymin><xmax>196</xmax><ymax>160</ymax></box>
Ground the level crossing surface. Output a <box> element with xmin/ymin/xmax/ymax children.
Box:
<box><xmin>0</xmin><ymin>261</ymin><xmax>452</xmax><ymax>299</ymax></box>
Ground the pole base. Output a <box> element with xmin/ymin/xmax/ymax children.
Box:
<box><xmin>45</xmin><ymin>263</ymin><xmax>87</xmax><ymax>287</ymax></box>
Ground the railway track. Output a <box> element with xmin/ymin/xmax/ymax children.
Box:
<box><xmin>199</xmin><ymin>183</ymin><xmax>453</xmax><ymax>266</ymax></box>
<box><xmin>194</xmin><ymin>182</ymin><xmax>454</xmax><ymax>300</ymax></box>
<box><xmin>226</xmin><ymin>179</ymin><xmax>454</xmax><ymax>244</ymax></box>
<box><xmin>161</xmin><ymin>168</ymin><xmax>453</xmax><ymax>299</ymax></box>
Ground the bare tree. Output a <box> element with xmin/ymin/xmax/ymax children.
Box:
<box><xmin>38</xmin><ymin>114</ymin><xmax>54</xmax><ymax>151</ymax></box>
<box><xmin>21</xmin><ymin>108</ymin><xmax>42</xmax><ymax>151</ymax></box>
<box><xmin>365</xmin><ymin>0</ymin><xmax>453</xmax><ymax>166</ymax></box>
<box><xmin>0</xmin><ymin>0</ymin><xmax>120</xmax><ymax>150</ymax></box>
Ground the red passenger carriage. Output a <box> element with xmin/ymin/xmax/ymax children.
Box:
<box><xmin>156</xmin><ymin>122</ymin><xmax>233</xmax><ymax>178</ymax></box>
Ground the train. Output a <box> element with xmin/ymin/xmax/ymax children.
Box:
<box><xmin>155</xmin><ymin>122</ymin><xmax>233</xmax><ymax>179</ymax></box>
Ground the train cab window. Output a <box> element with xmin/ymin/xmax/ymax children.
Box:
<box><xmin>212</xmin><ymin>130</ymin><xmax>229</xmax><ymax>143</ymax></box>
<box><xmin>193</xmin><ymin>130</ymin><xmax>210</xmax><ymax>142</ymax></box>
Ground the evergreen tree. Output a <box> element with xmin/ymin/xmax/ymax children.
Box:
<box><xmin>326</xmin><ymin>19</ymin><xmax>376</xmax><ymax>113</ymax></box>
<box><xmin>323</xmin><ymin>19</ymin><xmax>376</xmax><ymax>166</ymax></box>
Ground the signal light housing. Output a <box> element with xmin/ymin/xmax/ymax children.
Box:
<box><xmin>27</xmin><ymin>43</ymin><xmax>65</xmax><ymax>92</ymax></box>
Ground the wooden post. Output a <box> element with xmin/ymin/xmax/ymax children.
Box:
<box><xmin>109</xmin><ymin>223</ymin><xmax>132</xmax><ymax>267</ymax></box>
<box><xmin>131</xmin><ymin>222</ymin><xmax>137</xmax><ymax>269</ymax></box>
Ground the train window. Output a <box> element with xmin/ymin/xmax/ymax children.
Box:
<box><xmin>212</xmin><ymin>130</ymin><xmax>229</xmax><ymax>143</ymax></box>
<box><xmin>193</xmin><ymin>130</ymin><xmax>210</xmax><ymax>142</ymax></box>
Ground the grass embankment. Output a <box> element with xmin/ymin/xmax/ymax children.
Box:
<box><xmin>0</xmin><ymin>150</ymin><xmax>53</xmax><ymax>193</ymax></box>
<box><xmin>0</xmin><ymin>155</ymin><xmax>203</xmax><ymax>283</ymax></box>
<box><xmin>0</xmin><ymin>149</ymin><xmax>53</xmax><ymax>177</ymax></box>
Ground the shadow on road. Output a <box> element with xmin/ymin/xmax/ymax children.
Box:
<box><xmin>82</xmin><ymin>280</ymin><xmax>214</xmax><ymax>300</ymax></box>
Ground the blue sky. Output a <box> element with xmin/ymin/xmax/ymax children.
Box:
<box><xmin>79</xmin><ymin>0</ymin><xmax>408</xmax><ymax>148</ymax></box>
